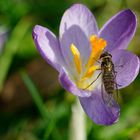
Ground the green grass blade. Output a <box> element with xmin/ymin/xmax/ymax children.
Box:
<box><xmin>0</xmin><ymin>18</ymin><xmax>31</xmax><ymax>91</ymax></box>
<box><xmin>20</xmin><ymin>70</ymin><xmax>48</xmax><ymax>121</ymax></box>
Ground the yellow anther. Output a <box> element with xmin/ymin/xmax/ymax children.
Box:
<box><xmin>69</xmin><ymin>35</ymin><xmax>107</xmax><ymax>90</ymax></box>
<box><xmin>80</xmin><ymin>35</ymin><xmax>107</xmax><ymax>82</ymax></box>
<box><xmin>90</xmin><ymin>35</ymin><xmax>98</xmax><ymax>44</ymax></box>
<box><xmin>82</xmin><ymin>65</ymin><xmax>100</xmax><ymax>80</ymax></box>
<box><xmin>86</xmin><ymin>35</ymin><xmax>107</xmax><ymax>68</ymax></box>
<box><xmin>70</xmin><ymin>43</ymin><xmax>82</xmax><ymax>74</ymax></box>
<box><xmin>98</xmin><ymin>38</ymin><xmax>107</xmax><ymax>49</ymax></box>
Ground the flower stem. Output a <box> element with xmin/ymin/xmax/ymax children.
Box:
<box><xmin>69</xmin><ymin>98</ymin><xmax>87</xmax><ymax>140</ymax></box>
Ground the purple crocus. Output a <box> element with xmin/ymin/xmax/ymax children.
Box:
<box><xmin>0</xmin><ymin>28</ymin><xmax>7</xmax><ymax>53</ymax></box>
<box><xmin>32</xmin><ymin>4</ymin><xmax>140</xmax><ymax>125</ymax></box>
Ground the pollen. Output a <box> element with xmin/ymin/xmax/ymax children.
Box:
<box><xmin>82</xmin><ymin>35</ymin><xmax>107</xmax><ymax>80</ymax></box>
<box><xmin>82</xmin><ymin>65</ymin><xmax>100</xmax><ymax>80</ymax></box>
<box><xmin>70</xmin><ymin>35</ymin><xmax>107</xmax><ymax>90</ymax></box>
<box><xmin>87</xmin><ymin>35</ymin><xmax>107</xmax><ymax>68</ymax></box>
<box><xmin>70</xmin><ymin>43</ymin><xmax>82</xmax><ymax>74</ymax></box>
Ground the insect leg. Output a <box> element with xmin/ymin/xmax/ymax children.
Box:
<box><xmin>115</xmin><ymin>64</ymin><xmax>124</xmax><ymax>69</ymax></box>
<box><xmin>113</xmin><ymin>69</ymin><xmax>122</xmax><ymax>87</ymax></box>
<box><xmin>112</xmin><ymin>79</ymin><xmax>120</xmax><ymax>104</ymax></box>
<box><xmin>92</xmin><ymin>57</ymin><xmax>101</xmax><ymax>64</ymax></box>
<box><xmin>83</xmin><ymin>72</ymin><xmax>102</xmax><ymax>90</ymax></box>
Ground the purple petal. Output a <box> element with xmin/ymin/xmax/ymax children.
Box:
<box><xmin>59</xmin><ymin>67</ymin><xmax>92</xmax><ymax>97</ymax></box>
<box><xmin>0</xmin><ymin>29</ymin><xmax>8</xmax><ymax>53</ymax></box>
<box><xmin>32</xmin><ymin>25</ymin><xmax>64</xmax><ymax>72</ymax></box>
<box><xmin>112</xmin><ymin>49</ymin><xmax>140</xmax><ymax>89</ymax></box>
<box><xmin>99</xmin><ymin>9</ymin><xmax>137</xmax><ymax>52</ymax></box>
<box><xmin>79</xmin><ymin>89</ymin><xmax>120</xmax><ymax>125</ymax></box>
<box><xmin>59</xmin><ymin>4</ymin><xmax>98</xmax><ymax>73</ymax></box>
<box><xmin>60</xmin><ymin>4</ymin><xmax>98</xmax><ymax>39</ymax></box>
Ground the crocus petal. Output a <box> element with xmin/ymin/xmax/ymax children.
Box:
<box><xmin>59</xmin><ymin>4</ymin><xmax>98</xmax><ymax>73</ymax></box>
<box><xmin>59</xmin><ymin>67</ymin><xmax>92</xmax><ymax>97</ymax></box>
<box><xmin>112</xmin><ymin>49</ymin><xmax>140</xmax><ymax>89</ymax></box>
<box><xmin>0</xmin><ymin>29</ymin><xmax>8</xmax><ymax>53</ymax></box>
<box><xmin>99</xmin><ymin>9</ymin><xmax>136</xmax><ymax>52</ymax></box>
<box><xmin>32</xmin><ymin>25</ymin><xmax>64</xmax><ymax>72</ymax></box>
<box><xmin>79</xmin><ymin>88</ymin><xmax>120</xmax><ymax>125</ymax></box>
<box><xmin>60</xmin><ymin>4</ymin><xmax>98</xmax><ymax>38</ymax></box>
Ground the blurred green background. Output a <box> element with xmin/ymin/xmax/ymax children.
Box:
<box><xmin>0</xmin><ymin>0</ymin><xmax>140</xmax><ymax>140</ymax></box>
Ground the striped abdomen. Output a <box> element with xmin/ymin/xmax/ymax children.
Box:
<box><xmin>102</xmin><ymin>71</ymin><xmax>115</xmax><ymax>94</ymax></box>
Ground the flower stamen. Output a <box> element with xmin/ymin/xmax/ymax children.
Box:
<box><xmin>82</xmin><ymin>35</ymin><xmax>107</xmax><ymax>80</ymax></box>
<box><xmin>82</xmin><ymin>65</ymin><xmax>100</xmax><ymax>80</ymax></box>
<box><xmin>70</xmin><ymin>43</ymin><xmax>82</xmax><ymax>74</ymax></box>
<box><xmin>70</xmin><ymin>35</ymin><xmax>107</xmax><ymax>90</ymax></box>
<box><xmin>86</xmin><ymin>35</ymin><xmax>107</xmax><ymax>68</ymax></box>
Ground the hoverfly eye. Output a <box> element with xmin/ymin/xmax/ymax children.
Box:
<box><xmin>100</xmin><ymin>53</ymin><xmax>105</xmax><ymax>59</ymax></box>
<box><xmin>100</xmin><ymin>54</ymin><xmax>103</xmax><ymax>58</ymax></box>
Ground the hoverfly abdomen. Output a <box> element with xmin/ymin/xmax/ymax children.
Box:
<box><xmin>102</xmin><ymin>72</ymin><xmax>115</xmax><ymax>95</ymax></box>
<box><xmin>100</xmin><ymin>51</ymin><xmax>116</xmax><ymax>95</ymax></box>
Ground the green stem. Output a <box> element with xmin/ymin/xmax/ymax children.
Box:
<box><xmin>69</xmin><ymin>98</ymin><xmax>87</xmax><ymax>140</ymax></box>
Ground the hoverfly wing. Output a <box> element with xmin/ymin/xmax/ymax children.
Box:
<box><xmin>101</xmin><ymin>84</ymin><xmax>118</xmax><ymax>107</ymax></box>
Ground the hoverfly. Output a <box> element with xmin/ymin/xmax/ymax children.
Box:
<box><xmin>84</xmin><ymin>51</ymin><xmax>119</xmax><ymax>105</ymax></box>
<box><xmin>100</xmin><ymin>51</ymin><xmax>118</xmax><ymax>105</ymax></box>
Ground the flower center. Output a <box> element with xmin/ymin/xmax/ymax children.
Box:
<box><xmin>70</xmin><ymin>35</ymin><xmax>107</xmax><ymax>90</ymax></box>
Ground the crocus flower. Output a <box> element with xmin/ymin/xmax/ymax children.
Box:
<box><xmin>0</xmin><ymin>27</ymin><xmax>7</xmax><ymax>53</ymax></box>
<box><xmin>32</xmin><ymin>4</ymin><xmax>140</xmax><ymax>125</ymax></box>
